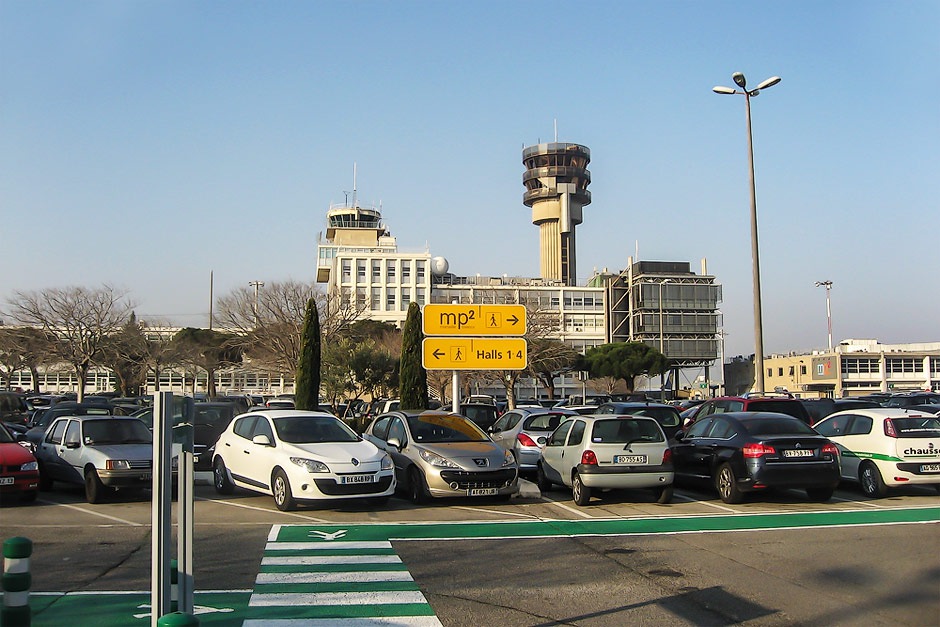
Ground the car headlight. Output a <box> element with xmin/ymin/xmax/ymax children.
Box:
<box><xmin>419</xmin><ymin>449</ymin><xmax>460</xmax><ymax>468</ymax></box>
<box><xmin>380</xmin><ymin>453</ymin><xmax>394</xmax><ymax>471</ymax></box>
<box><xmin>291</xmin><ymin>457</ymin><xmax>330</xmax><ymax>473</ymax></box>
<box><xmin>20</xmin><ymin>461</ymin><xmax>38</xmax><ymax>472</ymax></box>
<box><xmin>106</xmin><ymin>460</ymin><xmax>132</xmax><ymax>470</ymax></box>
<box><xmin>502</xmin><ymin>450</ymin><xmax>516</xmax><ymax>467</ymax></box>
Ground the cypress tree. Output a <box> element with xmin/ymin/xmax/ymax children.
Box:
<box><xmin>294</xmin><ymin>298</ymin><xmax>321</xmax><ymax>410</ymax></box>
<box><xmin>399</xmin><ymin>302</ymin><xmax>428</xmax><ymax>410</ymax></box>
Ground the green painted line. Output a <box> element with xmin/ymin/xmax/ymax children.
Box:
<box><xmin>273</xmin><ymin>506</ymin><xmax>940</xmax><ymax>543</ymax></box>
<box><xmin>260</xmin><ymin>562</ymin><xmax>409</xmax><ymax>573</ymax></box>
<box><xmin>245</xmin><ymin>603</ymin><xmax>437</xmax><ymax>620</ymax></box>
<box><xmin>253</xmin><ymin>581</ymin><xmax>420</xmax><ymax>593</ymax></box>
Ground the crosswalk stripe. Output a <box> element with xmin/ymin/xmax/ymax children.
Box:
<box><xmin>261</xmin><ymin>555</ymin><xmax>402</xmax><ymax>566</ymax></box>
<box><xmin>244</xmin><ymin>618</ymin><xmax>443</xmax><ymax>626</ymax></box>
<box><xmin>250</xmin><ymin>591</ymin><xmax>430</xmax><ymax>606</ymax></box>
<box><xmin>266</xmin><ymin>541</ymin><xmax>393</xmax><ymax>551</ymax></box>
<box><xmin>255</xmin><ymin>571</ymin><xmax>414</xmax><ymax>584</ymax></box>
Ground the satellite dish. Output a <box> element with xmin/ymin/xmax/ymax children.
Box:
<box><xmin>430</xmin><ymin>256</ymin><xmax>449</xmax><ymax>276</ymax></box>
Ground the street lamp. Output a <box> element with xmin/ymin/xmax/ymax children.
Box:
<box><xmin>713</xmin><ymin>71</ymin><xmax>781</xmax><ymax>394</ymax></box>
<box><xmin>249</xmin><ymin>280</ymin><xmax>264</xmax><ymax>325</ymax></box>
<box><xmin>659</xmin><ymin>279</ymin><xmax>673</xmax><ymax>401</ymax></box>
<box><xmin>815</xmin><ymin>280</ymin><xmax>833</xmax><ymax>351</ymax></box>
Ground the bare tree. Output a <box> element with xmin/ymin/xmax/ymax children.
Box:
<box><xmin>6</xmin><ymin>286</ymin><xmax>135</xmax><ymax>401</ymax></box>
<box><xmin>214</xmin><ymin>281</ymin><xmax>365</xmax><ymax>379</ymax></box>
<box><xmin>0</xmin><ymin>326</ymin><xmax>55</xmax><ymax>391</ymax></box>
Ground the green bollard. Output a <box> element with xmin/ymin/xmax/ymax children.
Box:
<box><xmin>156</xmin><ymin>611</ymin><xmax>199</xmax><ymax>626</ymax></box>
<box><xmin>2</xmin><ymin>536</ymin><xmax>33</xmax><ymax>627</ymax></box>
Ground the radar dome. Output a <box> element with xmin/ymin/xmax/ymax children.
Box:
<box><xmin>430</xmin><ymin>256</ymin><xmax>449</xmax><ymax>276</ymax></box>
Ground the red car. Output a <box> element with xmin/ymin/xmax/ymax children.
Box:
<box><xmin>0</xmin><ymin>423</ymin><xmax>40</xmax><ymax>503</ymax></box>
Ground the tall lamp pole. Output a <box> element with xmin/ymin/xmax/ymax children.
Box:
<box><xmin>815</xmin><ymin>280</ymin><xmax>833</xmax><ymax>351</ymax></box>
<box><xmin>713</xmin><ymin>72</ymin><xmax>781</xmax><ymax>395</ymax></box>
<box><xmin>249</xmin><ymin>280</ymin><xmax>264</xmax><ymax>326</ymax></box>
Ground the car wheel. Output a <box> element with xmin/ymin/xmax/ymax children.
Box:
<box><xmin>715</xmin><ymin>463</ymin><xmax>744</xmax><ymax>504</ymax></box>
<box><xmin>20</xmin><ymin>490</ymin><xmax>38</xmax><ymax>503</ymax></box>
<box><xmin>213</xmin><ymin>457</ymin><xmax>234</xmax><ymax>495</ymax></box>
<box><xmin>272</xmin><ymin>469</ymin><xmax>297</xmax><ymax>511</ymax></box>
<box><xmin>859</xmin><ymin>462</ymin><xmax>888</xmax><ymax>498</ymax></box>
<box><xmin>806</xmin><ymin>487</ymin><xmax>834</xmax><ymax>502</ymax></box>
<box><xmin>572</xmin><ymin>472</ymin><xmax>591</xmax><ymax>506</ymax></box>
<box><xmin>536</xmin><ymin>463</ymin><xmax>553</xmax><ymax>493</ymax></box>
<box><xmin>38</xmin><ymin>466</ymin><xmax>53</xmax><ymax>492</ymax></box>
<box><xmin>654</xmin><ymin>484</ymin><xmax>673</xmax><ymax>504</ymax></box>
<box><xmin>408</xmin><ymin>467</ymin><xmax>430</xmax><ymax>505</ymax></box>
<box><xmin>84</xmin><ymin>468</ymin><xmax>108</xmax><ymax>504</ymax></box>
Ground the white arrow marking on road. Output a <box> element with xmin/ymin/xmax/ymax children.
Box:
<box><xmin>133</xmin><ymin>604</ymin><xmax>235</xmax><ymax>619</ymax></box>
<box><xmin>308</xmin><ymin>529</ymin><xmax>348</xmax><ymax>541</ymax></box>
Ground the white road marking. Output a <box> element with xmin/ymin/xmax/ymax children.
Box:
<box><xmin>37</xmin><ymin>499</ymin><xmax>143</xmax><ymax>526</ymax></box>
<box><xmin>539</xmin><ymin>496</ymin><xmax>595</xmax><ymax>518</ymax></box>
<box><xmin>196</xmin><ymin>495</ymin><xmax>331</xmax><ymax>522</ymax></box>
<box><xmin>243</xmin><ymin>617</ymin><xmax>443</xmax><ymax>626</ymax></box>
<box><xmin>452</xmin><ymin>505</ymin><xmax>540</xmax><ymax>518</ymax></box>
<box><xmin>671</xmin><ymin>492</ymin><xmax>740</xmax><ymax>513</ymax></box>
<box><xmin>266</xmin><ymin>541</ymin><xmax>392</xmax><ymax>551</ymax></box>
<box><xmin>261</xmin><ymin>555</ymin><xmax>401</xmax><ymax>566</ymax></box>
<box><xmin>255</xmin><ymin>571</ymin><xmax>414</xmax><ymax>584</ymax></box>
<box><xmin>249</xmin><ymin>591</ymin><xmax>429</xmax><ymax>606</ymax></box>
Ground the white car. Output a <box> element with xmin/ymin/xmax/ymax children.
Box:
<box><xmin>537</xmin><ymin>414</ymin><xmax>674</xmax><ymax>505</ymax></box>
<box><xmin>212</xmin><ymin>410</ymin><xmax>395</xmax><ymax>511</ymax></box>
<box><xmin>813</xmin><ymin>408</ymin><xmax>940</xmax><ymax>498</ymax></box>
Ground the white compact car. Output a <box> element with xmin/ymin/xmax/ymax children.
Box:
<box><xmin>813</xmin><ymin>408</ymin><xmax>940</xmax><ymax>497</ymax></box>
<box><xmin>212</xmin><ymin>410</ymin><xmax>395</xmax><ymax>510</ymax></box>
<box><xmin>537</xmin><ymin>414</ymin><xmax>674</xmax><ymax>505</ymax></box>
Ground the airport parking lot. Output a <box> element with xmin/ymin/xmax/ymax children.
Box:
<box><xmin>1</xmin><ymin>479</ymin><xmax>938</xmax><ymax>625</ymax></box>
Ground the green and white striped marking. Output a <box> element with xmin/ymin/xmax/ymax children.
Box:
<box><xmin>243</xmin><ymin>528</ymin><xmax>442</xmax><ymax>626</ymax></box>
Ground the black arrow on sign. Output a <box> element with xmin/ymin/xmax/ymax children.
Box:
<box><xmin>507</xmin><ymin>315</ymin><xmax>519</xmax><ymax>325</ymax></box>
<box><xmin>433</xmin><ymin>349</ymin><xmax>445</xmax><ymax>359</ymax></box>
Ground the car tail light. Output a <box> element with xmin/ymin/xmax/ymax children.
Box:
<box><xmin>820</xmin><ymin>443</ymin><xmax>839</xmax><ymax>456</ymax></box>
<box><xmin>581</xmin><ymin>450</ymin><xmax>598</xmax><ymax>465</ymax></box>
<box><xmin>743</xmin><ymin>443</ymin><xmax>776</xmax><ymax>458</ymax></box>
<box><xmin>517</xmin><ymin>433</ymin><xmax>537</xmax><ymax>447</ymax></box>
<box><xmin>662</xmin><ymin>448</ymin><xmax>673</xmax><ymax>464</ymax></box>
<box><xmin>884</xmin><ymin>418</ymin><xmax>898</xmax><ymax>438</ymax></box>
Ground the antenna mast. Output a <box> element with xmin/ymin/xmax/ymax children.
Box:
<box><xmin>352</xmin><ymin>162</ymin><xmax>358</xmax><ymax>208</ymax></box>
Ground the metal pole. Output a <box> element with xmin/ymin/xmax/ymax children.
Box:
<box><xmin>151</xmin><ymin>392</ymin><xmax>173</xmax><ymax>625</ymax></box>
<box><xmin>826</xmin><ymin>285</ymin><xmax>833</xmax><ymax>351</ymax></box>
<box><xmin>659</xmin><ymin>282</ymin><xmax>666</xmax><ymax>402</ymax></box>
<box><xmin>744</xmin><ymin>91</ymin><xmax>765</xmax><ymax>394</ymax></box>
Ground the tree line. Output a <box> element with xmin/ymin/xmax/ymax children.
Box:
<box><xmin>1</xmin><ymin>282</ymin><xmax>670</xmax><ymax>407</ymax></box>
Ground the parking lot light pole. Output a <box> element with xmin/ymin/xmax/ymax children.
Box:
<box><xmin>815</xmin><ymin>280</ymin><xmax>833</xmax><ymax>351</ymax></box>
<box><xmin>713</xmin><ymin>72</ymin><xmax>781</xmax><ymax>395</ymax></box>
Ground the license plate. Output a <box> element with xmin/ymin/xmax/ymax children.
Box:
<box><xmin>140</xmin><ymin>473</ymin><xmax>152</xmax><ymax>480</ymax></box>
<box><xmin>469</xmin><ymin>488</ymin><xmax>498</xmax><ymax>496</ymax></box>
<box><xmin>614</xmin><ymin>455</ymin><xmax>647</xmax><ymax>464</ymax></box>
<box><xmin>783</xmin><ymin>449</ymin><xmax>814</xmax><ymax>458</ymax></box>
<box><xmin>0</xmin><ymin>477</ymin><xmax>13</xmax><ymax>486</ymax></box>
<box><xmin>341</xmin><ymin>474</ymin><xmax>374</xmax><ymax>484</ymax></box>
<box><xmin>921</xmin><ymin>464</ymin><xmax>940</xmax><ymax>472</ymax></box>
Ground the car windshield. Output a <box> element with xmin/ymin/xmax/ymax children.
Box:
<box><xmin>407</xmin><ymin>414</ymin><xmax>488</xmax><ymax>443</ymax></box>
<box><xmin>274</xmin><ymin>415</ymin><xmax>359</xmax><ymax>444</ymax></box>
<box><xmin>591</xmin><ymin>418</ymin><xmax>663</xmax><ymax>443</ymax></box>
<box><xmin>742</xmin><ymin>417</ymin><xmax>816</xmax><ymax>436</ymax></box>
<box><xmin>892</xmin><ymin>417</ymin><xmax>940</xmax><ymax>437</ymax></box>
<box><xmin>621</xmin><ymin>407</ymin><xmax>680</xmax><ymax>427</ymax></box>
<box><xmin>82</xmin><ymin>419</ymin><xmax>152</xmax><ymax>445</ymax></box>
<box><xmin>0</xmin><ymin>423</ymin><xmax>14</xmax><ymax>443</ymax></box>
<box><xmin>522</xmin><ymin>413</ymin><xmax>569</xmax><ymax>432</ymax></box>
<box><xmin>194</xmin><ymin>407</ymin><xmax>235</xmax><ymax>427</ymax></box>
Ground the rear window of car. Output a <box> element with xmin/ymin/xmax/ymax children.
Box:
<box><xmin>892</xmin><ymin>417</ymin><xmax>940</xmax><ymax>437</ymax></box>
<box><xmin>747</xmin><ymin>401</ymin><xmax>809</xmax><ymax>421</ymax></box>
<box><xmin>590</xmin><ymin>418</ymin><xmax>664</xmax><ymax>443</ymax></box>
<box><xmin>622</xmin><ymin>407</ymin><xmax>680</xmax><ymax>427</ymax></box>
<box><xmin>195</xmin><ymin>406</ymin><xmax>235</xmax><ymax>427</ymax></box>
<box><xmin>741</xmin><ymin>417</ymin><xmax>816</xmax><ymax>436</ymax></box>
<box><xmin>523</xmin><ymin>413</ymin><xmax>568</xmax><ymax>432</ymax></box>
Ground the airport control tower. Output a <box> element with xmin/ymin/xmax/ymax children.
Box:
<box><xmin>522</xmin><ymin>142</ymin><xmax>592</xmax><ymax>286</ymax></box>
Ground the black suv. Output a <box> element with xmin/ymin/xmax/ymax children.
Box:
<box><xmin>883</xmin><ymin>393</ymin><xmax>940</xmax><ymax>408</ymax></box>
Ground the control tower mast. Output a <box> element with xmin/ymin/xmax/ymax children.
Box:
<box><xmin>522</xmin><ymin>142</ymin><xmax>592</xmax><ymax>286</ymax></box>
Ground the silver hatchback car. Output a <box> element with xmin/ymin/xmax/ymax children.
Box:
<box><xmin>537</xmin><ymin>414</ymin><xmax>674</xmax><ymax>506</ymax></box>
<box><xmin>363</xmin><ymin>411</ymin><xmax>518</xmax><ymax>503</ymax></box>
<box><xmin>489</xmin><ymin>408</ymin><xmax>579</xmax><ymax>473</ymax></box>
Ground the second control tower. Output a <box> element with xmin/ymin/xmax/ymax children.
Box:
<box><xmin>522</xmin><ymin>142</ymin><xmax>592</xmax><ymax>286</ymax></box>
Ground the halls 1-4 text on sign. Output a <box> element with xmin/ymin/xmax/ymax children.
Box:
<box><xmin>422</xmin><ymin>338</ymin><xmax>528</xmax><ymax>370</ymax></box>
<box><xmin>422</xmin><ymin>304</ymin><xmax>526</xmax><ymax>337</ymax></box>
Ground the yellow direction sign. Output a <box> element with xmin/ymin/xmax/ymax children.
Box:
<box><xmin>422</xmin><ymin>304</ymin><xmax>526</xmax><ymax>336</ymax></box>
<box><xmin>422</xmin><ymin>338</ymin><xmax>527</xmax><ymax>370</ymax></box>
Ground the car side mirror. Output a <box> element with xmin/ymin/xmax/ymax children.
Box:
<box><xmin>252</xmin><ymin>434</ymin><xmax>273</xmax><ymax>446</ymax></box>
<box><xmin>386</xmin><ymin>437</ymin><xmax>401</xmax><ymax>450</ymax></box>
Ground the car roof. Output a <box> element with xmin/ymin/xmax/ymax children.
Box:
<box><xmin>821</xmin><ymin>407</ymin><xmax>937</xmax><ymax>419</ymax></box>
<box><xmin>705</xmin><ymin>411</ymin><xmax>807</xmax><ymax>422</ymax></box>
<box><xmin>602</xmin><ymin>401</ymin><xmax>677</xmax><ymax>409</ymax></box>
<box><xmin>245</xmin><ymin>409</ymin><xmax>336</xmax><ymax>418</ymax></box>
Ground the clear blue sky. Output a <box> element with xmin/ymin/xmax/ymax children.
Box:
<box><xmin>2</xmin><ymin>1</ymin><xmax>937</xmax><ymax>359</ymax></box>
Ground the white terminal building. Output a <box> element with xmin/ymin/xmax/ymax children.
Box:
<box><xmin>316</xmin><ymin>141</ymin><xmax>723</xmax><ymax>398</ymax></box>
